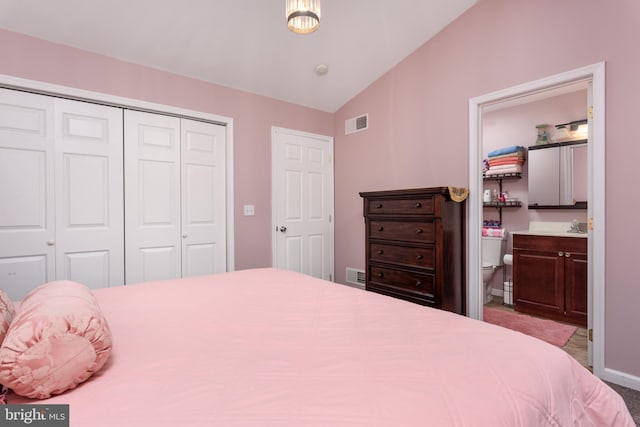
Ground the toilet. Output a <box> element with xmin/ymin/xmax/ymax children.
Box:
<box><xmin>482</xmin><ymin>235</ymin><xmax>507</xmax><ymax>304</ymax></box>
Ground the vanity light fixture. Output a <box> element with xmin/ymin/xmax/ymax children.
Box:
<box><xmin>286</xmin><ymin>0</ymin><xmax>321</xmax><ymax>34</ymax></box>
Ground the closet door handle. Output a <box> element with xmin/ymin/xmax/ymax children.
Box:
<box><xmin>182</xmin><ymin>234</ymin><xmax>188</xmax><ymax>239</ymax></box>
<box><xmin>46</xmin><ymin>240</ymin><xmax>55</xmax><ymax>246</ymax></box>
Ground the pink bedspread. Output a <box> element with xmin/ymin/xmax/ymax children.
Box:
<box><xmin>8</xmin><ymin>268</ymin><xmax>634</xmax><ymax>426</ymax></box>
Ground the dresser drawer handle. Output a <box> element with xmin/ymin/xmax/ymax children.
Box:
<box><xmin>416</xmin><ymin>254</ymin><xmax>423</xmax><ymax>260</ymax></box>
<box><xmin>415</xmin><ymin>228</ymin><xmax>423</xmax><ymax>234</ymax></box>
<box><xmin>415</xmin><ymin>280</ymin><xmax>422</xmax><ymax>287</ymax></box>
<box><xmin>378</xmin><ymin>249</ymin><xmax>384</xmax><ymax>255</ymax></box>
<box><xmin>415</xmin><ymin>203</ymin><xmax>422</xmax><ymax>208</ymax></box>
<box><xmin>377</xmin><ymin>272</ymin><xmax>384</xmax><ymax>278</ymax></box>
<box><xmin>377</xmin><ymin>226</ymin><xmax>384</xmax><ymax>232</ymax></box>
<box><xmin>376</xmin><ymin>203</ymin><xmax>383</xmax><ymax>209</ymax></box>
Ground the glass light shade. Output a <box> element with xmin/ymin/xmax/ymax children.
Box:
<box><xmin>286</xmin><ymin>0</ymin><xmax>321</xmax><ymax>34</ymax></box>
<box><xmin>573</xmin><ymin>123</ymin><xmax>589</xmax><ymax>139</ymax></box>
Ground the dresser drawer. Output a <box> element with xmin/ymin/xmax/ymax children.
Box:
<box><xmin>369</xmin><ymin>265</ymin><xmax>435</xmax><ymax>296</ymax></box>
<box><xmin>366</xmin><ymin>197</ymin><xmax>435</xmax><ymax>215</ymax></box>
<box><xmin>369</xmin><ymin>243</ymin><xmax>435</xmax><ymax>270</ymax></box>
<box><xmin>369</xmin><ymin>220</ymin><xmax>434</xmax><ymax>243</ymax></box>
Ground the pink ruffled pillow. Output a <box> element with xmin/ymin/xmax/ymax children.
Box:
<box><xmin>0</xmin><ymin>289</ymin><xmax>16</xmax><ymax>345</ymax></box>
<box><xmin>0</xmin><ymin>280</ymin><xmax>112</xmax><ymax>399</ymax></box>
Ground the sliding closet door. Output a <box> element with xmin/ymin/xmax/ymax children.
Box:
<box><xmin>0</xmin><ymin>90</ymin><xmax>124</xmax><ymax>299</ymax></box>
<box><xmin>0</xmin><ymin>89</ymin><xmax>55</xmax><ymax>300</ymax></box>
<box><xmin>125</xmin><ymin>110</ymin><xmax>182</xmax><ymax>284</ymax></box>
<box><xmin>54</xmin><ymin>99</ymin><xmax>124</xmax><ymax>289</ymax></box>
<box><xmin>181</xmin><ymin>119</ymin><xmax>226</xmax><ymax>276</ymax></box>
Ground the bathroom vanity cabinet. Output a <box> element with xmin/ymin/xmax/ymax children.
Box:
<box><xmin>360</xmin><ymin>187</ymin><xmax>465</xmax><ymax>314</ymax></box>
<box><xmin>513</xmin><ymin>233</ymin><xmax>587</xmax><ymax>327</ymax></box>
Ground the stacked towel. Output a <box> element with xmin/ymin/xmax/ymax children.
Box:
<box><xmin>482</xmin><ymin>227</ymin><xmax>507</xmax><ymax>238</ymax></box>
<box><xmin>484</xmin><ymin>145</ymin><xmax>526</xmax><ymax>176</ymax></box>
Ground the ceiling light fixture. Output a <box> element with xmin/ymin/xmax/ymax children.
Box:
<box><xmin>286</xmin><ymin>0</ymin><xmax>321</xmax><ymax>34</ymax></box>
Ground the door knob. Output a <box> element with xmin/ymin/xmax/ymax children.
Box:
<box><xmin>46</xmin><ymin>240</ymin><xmax>55</xmax><ymax>246</ymax></box>
<box><xmin>279</xmin><ymin>226</ymin><xmax>287</xmax><ymax>233</ymax></box>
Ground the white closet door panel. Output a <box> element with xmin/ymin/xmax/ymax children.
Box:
<box><xmin>181</xmin><ymin>119</ymin><xmax>226</xmax><ymax>277</ymax></box>
<box><xmin>54</xmin><ymin>99</ymin><xmax>124</xmax><ymax>288</ymax></box>
<box><xmin>141</xmin><ymin>247</ymin><xmax>178</xmax><ymax>281</ymax></box>
<box><xmin>63</xmin><ymin>250</ymin><xmax>109</xmax><ymax>289</ymax></box>
<box><xmin>139</xmin><ymin>160</ymin><xmax>177</xmax><ymax>225</ymax></box>
<box><xmin>125</xmin><ymin>110</ymin><xmax>181</xmax><ymax>284</ymax></box>
<box><xmin>0</xmin><ymin>89</ymin><xmax>55</xmax><ymax>299</ymax></box>
<box><xmin>0</xmin><ymin>256</ymin><xmax>48</xmax><ymax>301</ymax></box>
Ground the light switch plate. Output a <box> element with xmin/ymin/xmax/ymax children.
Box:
<box><xmin>243</xmin><ymin>205</ymin><xmax>255</xmax><ymax>216</ymax></box>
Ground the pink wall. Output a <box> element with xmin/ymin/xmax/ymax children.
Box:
<box><xmin>335</xmin><ymin>0</ymin><xmax>640</xmax><ymax>377</ymax></box>
<box><xmin>0</xmin><ymin>29</ymin><xmax>333</xmax><ymax>271</ymax></box>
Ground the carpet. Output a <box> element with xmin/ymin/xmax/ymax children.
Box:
<box><xmin>483</xmin><ymin>306</ymin><xmax>578</xmax><ymax>347</ymax></box>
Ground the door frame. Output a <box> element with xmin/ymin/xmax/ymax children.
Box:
<box><xmin>0</xmin><ymin>73</ymin><xmax>236</xmax><ymax>272</ymax></box>
<box><xmin>468</xmin><ymin>62</ymin><xmax>606</xmax><ymax>377</ymax></box>
<box><xmin>271</xmin><ymin>126</ymin><xmax>335</xmax><ymax>280</ymax></box>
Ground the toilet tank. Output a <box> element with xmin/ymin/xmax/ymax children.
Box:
<box><xmin>482</xmin><ymin>236</ymin><xmax>507</xmax><ymax>266</ymax></box>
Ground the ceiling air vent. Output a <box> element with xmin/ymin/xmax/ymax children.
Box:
<box><xmin>346</xmin><ymin>268</ymin><xmax>366</xmax><ymax>288</ymax></box>
<box><xmin>345</xmin><ymin>114</ymin><xmax>368</xmax><ymax>135</ymax></box>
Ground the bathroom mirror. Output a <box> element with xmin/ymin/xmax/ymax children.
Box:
<box><xmin>528</xmin><ymin>140</ymin><xmax>587</xmax><ymax>209</ymax></box>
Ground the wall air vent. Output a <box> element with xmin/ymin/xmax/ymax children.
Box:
<box><xmin>345</xmin><ymin>113</ymin><xmax>368</xmax><ymax>135</ymax></box>
<box><xmin>345</xmin><ymin>268</ymin><xmax>366</xmax><ymax>288</ymax></box>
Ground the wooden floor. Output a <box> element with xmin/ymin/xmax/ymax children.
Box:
<box><xmin>485</xmin><ymin>296</ymin><xmax>589</xmax><ymax>370</ymax></box>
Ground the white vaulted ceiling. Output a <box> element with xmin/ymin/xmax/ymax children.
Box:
<box><xmin>0</xmin><ymin>0</ymin><xmax>477</xmax><ymax>112</ymax></box>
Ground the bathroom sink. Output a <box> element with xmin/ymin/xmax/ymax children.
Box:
<box><xmin>512</xmin><ymin>221</ymin><xmax>588</xmax><ymax>238</ymax></box>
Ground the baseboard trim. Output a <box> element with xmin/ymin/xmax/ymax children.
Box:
<box><xmin>491</xmin><ymin>288</ymin><xmax>504</xmax><ymax>297</ymax></box>
<box><xmin>602</xmin><ymin>367</ymin><xmax>640</xmax><ymax>392</ymax></box>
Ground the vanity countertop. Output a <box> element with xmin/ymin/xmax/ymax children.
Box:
<box><xmin>512</xmin><ymin>221</ymin><xmax>588</xmax><ymax>238</ymax></box>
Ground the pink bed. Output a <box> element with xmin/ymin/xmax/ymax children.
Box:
<box><xmin>5</xmin><ymin>268</ymin><xmax>634</xmax><ymax>426</ymax></box>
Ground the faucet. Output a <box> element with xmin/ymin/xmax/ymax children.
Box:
<box><xmin>568</xmin><ymin>220</ymin><xmax>587</xmax><ymax>234</ymax></box>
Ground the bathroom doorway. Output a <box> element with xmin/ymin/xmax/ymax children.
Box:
<box><xmin>468</xmin><ymin>63</ymin><xmax>605</xmax><ymax>377</ymax></box>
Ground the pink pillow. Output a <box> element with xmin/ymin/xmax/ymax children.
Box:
<box><xmin>0</xmin><ymin>289</ymin><xmax>16</xmax><ymax>345</ymax></box>
<box><xmin>0</xmin><ymin>281</ymin><xmax>112</xmax><ymax>399</ymax></box>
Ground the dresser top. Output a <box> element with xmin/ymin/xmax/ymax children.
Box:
<box><xmin>359</xmin><ymin>187</ymin><xmax>452</xmax><ymax>198</ymax></box>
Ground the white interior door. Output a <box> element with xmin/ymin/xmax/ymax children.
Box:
<box><xmin>54</xmin><ymin>99</ymin><xmax>124</xmax><ymax>289</ymax></box>
<box><xmin>125</xmin><ymin>110</ymin><xmax>181</xmax><ymax>284</ymax></box>
<box><xmin>181</xmin><ymin>119</ymin><xmax>227</xmax><ymax>277</ymax></box>
<box><xmin>0</xmin><ymin>89</ymin><xmax>55</xmax><ymax>300</ymax></box>
<box><xmin>272</xmin><ymin>127</ymin><xmax>334</xmax><ymax>280</ymax></box>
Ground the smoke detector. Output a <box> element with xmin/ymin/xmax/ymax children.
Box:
<box><xmin>315</xmin><ymin>64</ymin><xmax>329</xmax><ymax>76</ymax></box>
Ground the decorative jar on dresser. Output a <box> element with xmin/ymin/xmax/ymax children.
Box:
<box><xmin>359</xmin><ymin>187</ymin><xmax>466</xmax><ymax>315</ymax></box>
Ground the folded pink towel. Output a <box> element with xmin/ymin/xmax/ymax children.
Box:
<box><xmin>483</xmin><ymin>227</ymin><xmax>507</xmax><ymax>238</ymax></box>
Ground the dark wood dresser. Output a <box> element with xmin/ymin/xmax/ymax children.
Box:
<box><xmin>360</xmin><ymin>187</ymin><xmax>466</xmax><ymax>314</ymax></box>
